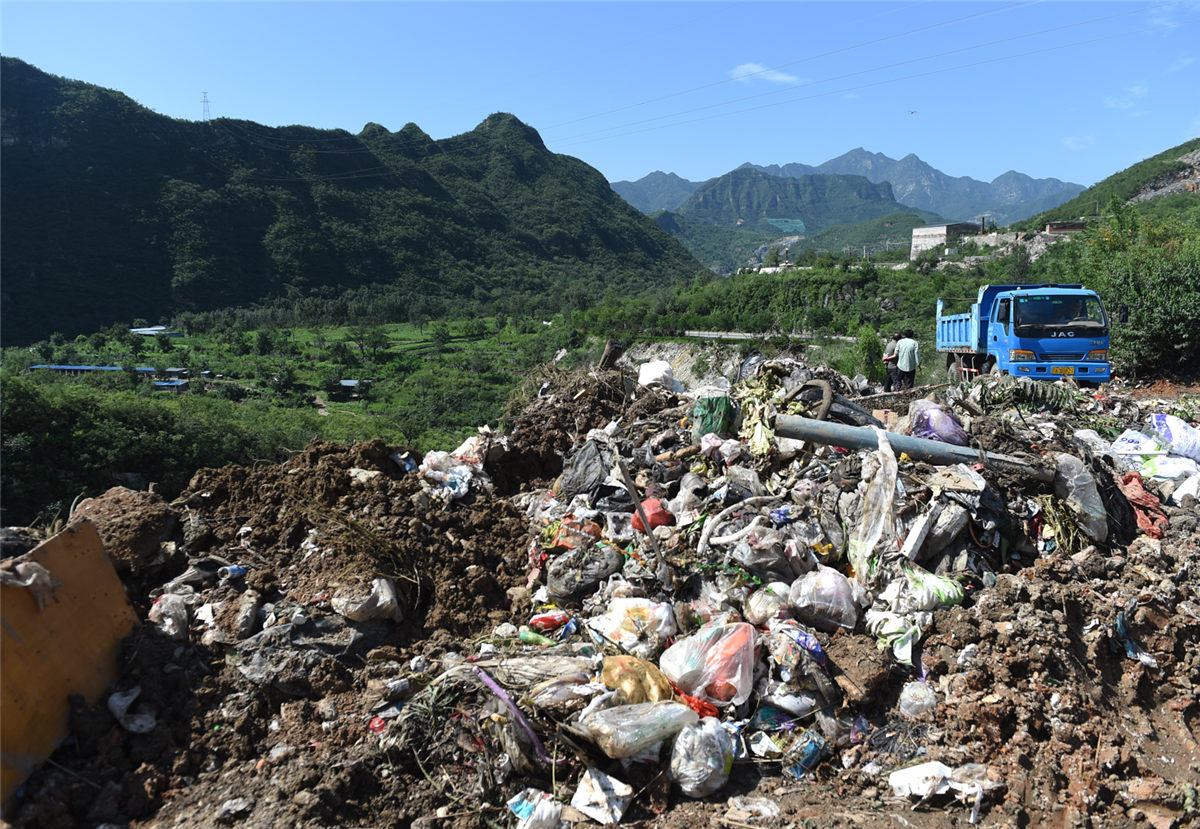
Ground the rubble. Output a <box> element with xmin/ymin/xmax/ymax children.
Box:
<box><xmin>4</xmin><ymin>353</ymin><xmax>1200</xmax><ymax>828</ymax></box>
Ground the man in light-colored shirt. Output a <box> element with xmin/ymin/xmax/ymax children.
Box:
<box><xmin>896</xmin><ymin>328</ymin><xmax>920</xmax><ymax>389</ymax></box>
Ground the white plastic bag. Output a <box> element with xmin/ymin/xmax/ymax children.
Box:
<box><xmin>658</xmin><ymin>622</ymin><xmax>758</xmax><ymax>706</ymax></box>
<box><xmin>637</xmin><ymin>360</ymin><xmax>677</xmax><ymax>390</ymax></box>
<box><xmin>1147</xmin><ymin>413</ymin><xmax>1200</xmax><ymax>461</ymax></box>
<box><xmin>743</xmin><ymin>582</ymin><xmax>791</xmax><ymax>626</ymax></box>
<box><xmin>331</xmin><ymin>578</ymin><xmax>404</xmax><ymax>622</ymax></box>
<box><xmin>788</xmin><ymin>565</ymin><xmax>858</xmax><ymax>632</ymax></box>
<box><xmin>587</xmin><ymin>598</ymin><xmax>677</xmax><ymax>660</ymax></box>
<box><xmin>669</xmin><ymin>718</ymin><xmax>735</xmax><ymax>797</ymax></box>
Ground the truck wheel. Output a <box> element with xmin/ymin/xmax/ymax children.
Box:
<box><xmin>988</xmin><ymin>360</ymin><xmax>1003</xmax><ymax>377</ymax></box>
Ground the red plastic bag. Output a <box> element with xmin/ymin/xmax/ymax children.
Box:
<box><xmin>632</xmin><ymin>498</ymin><xmax>676</xmax><ymax>533</ymax></box>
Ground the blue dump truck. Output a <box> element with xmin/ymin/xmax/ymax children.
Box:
<box><xmin>935</xmin><ymin>283</ymin><xmax>1111</xmax><ymax>383</ymax></box>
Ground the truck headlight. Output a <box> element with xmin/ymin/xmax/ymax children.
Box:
<box><xmin>1009</xmin><ymin>350</ymin><xmax>1036</xmax><ymax>362</ymax></box>
<box><xmin>1086</xmin><ymin>350</ymin><xmax>1108</xmax><ymax>361</ymax></box>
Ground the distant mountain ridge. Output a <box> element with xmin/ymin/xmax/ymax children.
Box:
<box><xmin>612</xmin><ymin>148</ymin><xmax>1084</xmax><ymax>224</ymax></box>
<box><xmin>0</xmin><ymin>58</ymin><xmax>703</xmax><ymax>345</ymax></box>
<box><xmin>673</xmin><ymin>167</ymin><xmax>937</xmax><ymax>235</ymax></box>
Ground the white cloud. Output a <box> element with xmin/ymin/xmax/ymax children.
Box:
<box><xmin>730</xmin><ymin>63</ymin><xmax>799</xmax><ymax>84</ymax></box>
<box><xmin>1104</xmin><ymin>82</ymin><xmax>1149</xmax><ymax>110</ymax></box>
<box><xmin>1167</xmin><ymin>55</ymin><xmax>1196</xmax><ymax>74</ymax></box>
<box><xmin>1062</xmin><ymin>135</ymin><xmax>1095</xmax><ymax>151</ymax></box>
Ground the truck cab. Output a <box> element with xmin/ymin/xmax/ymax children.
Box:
<box><xmin>936</xmin><ymin>284</ymin><xmax>1111</xmax><ymax>384</ymax></box>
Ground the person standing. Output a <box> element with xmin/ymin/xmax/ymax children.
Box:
<box><xmin>896</xmin><ymin>329</ymin><xmax>920</xmax><ymax>389</ymax></box>
<box><xmin>882</xmin><ymin>332</ymin><xmax>901</xmax><ymax>392</ymax></box>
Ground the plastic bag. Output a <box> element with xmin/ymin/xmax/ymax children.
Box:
<box><xmin>1147</xmin><ymin>413</ymin><xmax>1200</xmax><ymax>461</ymax></box>
<box><xmin>668</xmin><ymin>718</ymin><xmax>735</xmax><ymax>797</ymax></box>
<box><xmin>546</xmin><ymin>544</ymin><xmax>623</xmax><ymax>600</ymax></box>
<box><xmin>601</xmin><ymin>655</ymin><xmax>675</xmax><ymax>704</ymax></box>
<box><xmin>587</xmin><ymin>598</ymin><xmax>677</xmax><ymax>659</ymax></box>
<box><xmin>631</xmin><ymin>498</ymin><xmax>676</xmax><ymax>533</ymax></box>
<box><xmin>331</xmin><ymin>578</ymin><xmax>404</xmax><ymax>623</ymax></box>
<box><xmin>898</xmin><ymin>680</ymin><xmax>938</xmax><ymax>718</ymax></box>
<box><xmin>692</xmin><ymin>396</ymin><xmax>735</xmax><ymax>440</ymax></box>
<box><xmin>1054</xmin><ymin>453</ymin><xmax>1108</xmax><ymax>542</ymax></box>
<box><xmin>743</xmin><ymin>582</ymin><xmax>791</xmax><ymax>626</ymax></box>
<box><xmin>558</xmin><ymin>440</ymin><xmax>613</xmax><ymax>501</ymax></box>
<box><xmin>848</xmin><ymin>429</ymin><xmax>898</xmax><ymax>585</ymax></box>
<box><xmin>659</xmin><ymin>622</ymin><xmax>758</xmax><ymax>707</ymax></box>
<box><xmin>637</xmin><ymin>360</ymin><xmax>677</xmax><ymax>390</ymax></box>
<box><xmin>580</xmin><ymin>700</ymin><xmax>699</xmax><ymax>758</ymax></box>
<box><xmin>908</xmin><ymin>399</ymin><xmax>968</xmax><ymax>446</ymax></box>
<box><xmin>788</xmin><ymin>565</ymin><xmax>858</xmax><ymax>633</ymax></box>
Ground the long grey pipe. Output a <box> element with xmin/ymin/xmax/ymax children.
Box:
<box><xmin>774</xmin><ymin>414</ymin><xmax>1055</xmax><ymax>483</ymax></box>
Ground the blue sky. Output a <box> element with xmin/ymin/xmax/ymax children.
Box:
<box><xmin>2</xmin><ymin>1</ymin><xmax>1197</xmax><ymax>186</ymax></box>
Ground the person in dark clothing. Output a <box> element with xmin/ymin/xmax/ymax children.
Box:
<box><xmin>882</xmin><ymin>332</ymin><xmax>901</xmax><ymax>392</ymax></box>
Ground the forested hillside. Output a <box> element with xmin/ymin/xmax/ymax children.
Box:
<box><xmin>676</xmin><ymin>167</ymin><xmax>931</xmax><ymax>234</ymax></box>
<box><xmin>1020</xmin><ymin>136</ymin><xmax>1200</xmax><ymax>229</ymax></box>
<box><xmin>0</xmin><ymin>58</ymin><xmax>705</xmax><ymax>346</ymax></box>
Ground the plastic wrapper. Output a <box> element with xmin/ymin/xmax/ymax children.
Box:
<box><xmin>418</xmin><ymin>450</ymin><xmax>474</xmax><ymax>500</ymax></box>
<box><xmin>908</xmin><ymin>399</ymin><xmax>968</xmax><ymax>446</ymax></box>
<box><xmin>788</xmin><ymin>565</ymin><xmax>858</xmax><ymax>633</ymax></box>
<box><xmin>668</xmin><ymin>718</ymin><xmax>735</xmax><ymax>798</ymax></box>
<box><xmin>601</xmin><ymin>655</ymin><xmax>675</xmax><ymax>704</ymax></box>
<box><xmin>523</xmin><ymin>673</ymin><xmax>601</xmax><ymax>715</ymax></box>
<box><xmin>588</xmin><ymin>598</ymin><xmax>677</xmax><ymax>659</ymax></box>
<box><xmin>571</xmin><ymin>767</ymin><xmax>633</xmax><ymax>824</ymax></box>
<box><xmin>1147</xmin><ymin>413</ymin><xmax>1200</xmax><ymax>461</ymax></box>
<box><xmin>148</xmin><ymin>593</ymin><xmax>191</xmax><ymax>639</ymax></box>
<box><xmin>506</xmin><ymin>788</ymin><xmax>562</xmax><ymax>829</ymax></box>
<box><xmin>580</xmin><ymin>700</ymin><xmax>698</xmax><ymax>758</ymax></box>
<box><xmin>331</xmin><ymin>578</ymin><xmax>404</xmax><ymax>623</ymax></box>
<box><xmin>1054</xmin><ymin>453</ymin><xmax>1108</xmax><ymax>541</ymax></box>
<box><xmin>743</xmin><ymin>582</ymin><xmax>791</xmax><ymax>626</ymax></box>
<box><xmin>848</xmin><ymin>429</ymin><xmax>898</xmax><ymax>585</ymax></box>
<box><xmin>659</xmin><ymin>622</ymin><xmax>758</xmax><ymax>706</ymax></box>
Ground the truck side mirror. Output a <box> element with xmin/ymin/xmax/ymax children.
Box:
<box><xmin>1118</xmin><ymin>304</ymin><xmax>1129</xmax><ymax>324</ymax></box>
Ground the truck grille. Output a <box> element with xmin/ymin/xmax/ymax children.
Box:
<box><xmin>1043</xmin><ymin>352</ymin><xmax>1086</xmax><ymax>361</ymax></box>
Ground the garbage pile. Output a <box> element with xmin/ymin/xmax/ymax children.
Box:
<box><xmin>6</xmin><ymin>353</ymin><xmax>1200</xmax><ymax>829</ymax></box>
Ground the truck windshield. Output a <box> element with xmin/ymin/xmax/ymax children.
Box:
<box><xmin>1013</xmin><ymin>295</ymin><xmax>1107</xmax><ymax>335</ymax></box>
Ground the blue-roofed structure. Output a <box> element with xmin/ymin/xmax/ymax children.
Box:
<box><xmin>29</xmin><ymin>364</ymin><xmax>155</xmax><ymax>375</ymax></box>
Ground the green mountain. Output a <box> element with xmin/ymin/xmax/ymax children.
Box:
<box><xmin>791</xmin><ymin>210</ymin><xmax>941</xmax><ymax>257</ymax></box>
<box><xmin>611</xmin><ymin>171</ymin><xmax>699</xmax><ymax>213</ymax></box>
<box><xmin>651</xmin><ymin>210</ymin><xmax>775</xmax><ymax>273</ymax></box>
<box><xmin>0</xmin><ymin>58</ymin><xmax>704</xmax><ymax>346</ymax></box>
<box><xmin>1019</xmin><ymin>137</ymin><xmax>1200</xmax><ymax>229</ymax></box>
<box><xmin>676</xmin><ymin>168</ymin><xmax>927</xmax><ymax>235</ymax></box>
